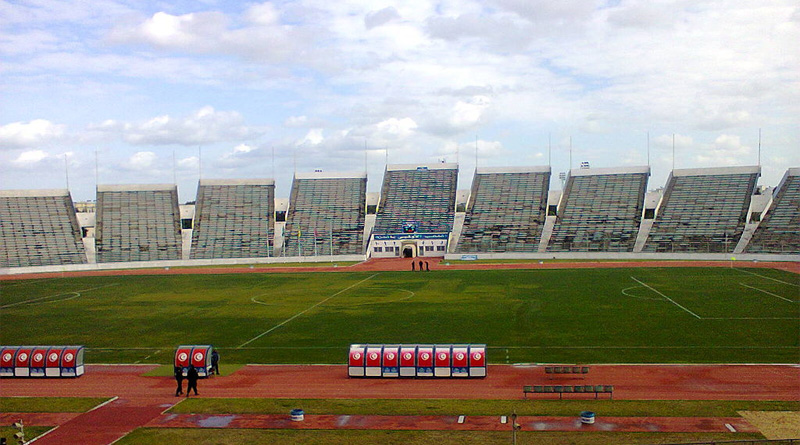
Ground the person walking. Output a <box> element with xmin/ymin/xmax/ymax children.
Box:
<box><xmin>211</xmin><ymin>349</ymin><xmax>220</xmax><ymax>376</ymax></box>
<box><xmin>174</xmin><ymin>366</ymin><xmax>184</xmax><ymax>396</ymax></box>
<box><xmin>186</xmin><ymin>365</ymin><xmax>199</xmax><ymax>397</ymax></box>
<box><xmin>411</xmin><ymin>260</ymin><xmax>415</xmax><ymax>271</ymax></box>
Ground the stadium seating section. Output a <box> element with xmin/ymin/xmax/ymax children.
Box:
<box><xmin>4</xmin><ymin>164</ymin><xmax>797</xmax><ymax>269</ymax></box>
<box><xmin>457</xmin><ymin>168</ymin><xmax>550</xmax><ymax>252</ymax></box>
<box><xmin>644</xmin><ymin>167</ymin><xmax>759</xmax><ymax>253</ymax></box>
<box><xmin>95</xmin><ymin>185</ymin><xmax>183</xmax><ymax>263</ymax></box>
<box><xmin>374</xmin><ymin>165</ymin><xmax>458</xmax><ymax>234</ymax></box>
<box><xmin>547</xmin><ymin>168</ymin><xmax>649</xmax><ymax>252</ymax></box>
<box><xmin>0</xmin><ymin>190</ymin><xmax>87</xmax><ymax>267</ymax></box>
<box><xmin>282</xmin><ymin>173</ymin><xmax>367</xmax><ymax>256</ymax></box>
<box><xmin>191</xmin><ymin>180</ymin><xmax>275</xmax><ymax>259</ymax></box>
<box><xmin>746</xmin><ymin>168</ymin><xmax>800</xmax><ymax>254</ymax></box>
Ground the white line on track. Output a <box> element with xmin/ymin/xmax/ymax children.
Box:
<box><xmin>238</xmin><ymin>273</ymin><xmax>379</xmax><ymax>348</ymax></box>
<box><xmin>734</xmin><ymin>268</ymin><xmax>800</xmax><ymax>287</ymax></box>
<box><xmin>739</xmin><ymin>282</ymin><xmax>796</xmax><ymax>303</ymax></box>
<box><xmin>630</xmin><ymin>276</ymin><xmax>702</xmax><ymax>319</ymax></box>
<box><xmin>0</xmin><ymin>283</ymin><xmax>119</xmax><ymax>309</ymax></box>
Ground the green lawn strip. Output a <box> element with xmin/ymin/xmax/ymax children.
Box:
<box><xmin>116</xmin><ymin>429</ymin><xmax>764</xmax><ymax>445</ymax></box>
<box><xmin>142</xmin><ymin>364</ymin><xmax>242</xmax><ymax>377</ymax></box>
<box><xmin>0</xmin><ymin>397</ymin><xmax>110</xmax><ymax>412</ymax></box>
<box><xmin>0</xmin><ymin>426</ymin><xmax>53</xmax><ymax>443</ymax></box>
<box><xmin>170</xmin><ymin>398</ymin><xmax>799</xmax><ymax>417</ymax></box>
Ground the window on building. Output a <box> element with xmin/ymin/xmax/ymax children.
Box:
<box><xmin>373</xmin><ymin>247</ymin><xmax>383</xmax><ymax>252</ymax></box>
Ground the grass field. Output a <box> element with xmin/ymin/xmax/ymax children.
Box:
<box><xmin>1</xmin><ymin>267</ymin><xmax>797</xmax><ymax>364</ymax></box>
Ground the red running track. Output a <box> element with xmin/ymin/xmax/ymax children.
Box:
<box><xmin>1</xmin><ymin>364</ymin><xmax>797</xmax><ymax>444</ymax></box>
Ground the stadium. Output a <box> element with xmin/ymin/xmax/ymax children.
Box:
<box><xmin>1</xmin><ymin>162</ymin><xmax>798</xmax><ymax>444</ymax></box>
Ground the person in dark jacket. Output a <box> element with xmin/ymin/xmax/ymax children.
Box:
<box><xmin>211</xmin><ymin>349</ymin><xmax>220</xmax><ymax>376</ymax></box>
<box><xmin>174</xmin><ymin>366</ymin><xmax>184</xmax><ymax>396</ymax></box>
<box><xmin>186</xmin><ymin>365</ymin><xmax>199</xmax><ymax>397</ymax></box>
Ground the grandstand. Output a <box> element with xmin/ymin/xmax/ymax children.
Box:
<box><xmin>95</xmin><ymin>184</ymin><xmax>183</xmax><ymax>263</ymax></box>
<box><xmin>0</xmin><ymin>189</ymin><xmax>87</xmax><ymax>267</ymax></box>
<box><xmin>371</xmin><ymin>164</ymin><xmax>457</xmax><ymax>257</ymax></box>
<box><xmin>745</xmin><ymin>167</ymin><xmax>800</xmax><ymax>254</ymax></box>
<box><xmin>547</xmin><ymin>166</ymin><xmax>650</xmax><ymax>252</ymax></box>
<box><xmin>643</xmin><ymin>166</ymin><xmax>760</xmax><ymax>253</ymax></box>
<box><xmin>190</xmin><ymin>179</ymin><xmax>275</xmax><ymax>259</ymax></box>
<box><xmin>282</xmin><ymin>172</ymin><xmax>367</xmax><ymax>256</ymax></box>
<box><xmin>456</xmin><ymin>166</ymin><xmax>550</xmax><ymax>253</ymax></box>
<box><xmin>373</xmin><ymin>164</ymin><xmax>458</xmax><ymax>235</ymax></box>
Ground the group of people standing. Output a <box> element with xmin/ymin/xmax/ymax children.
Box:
<box><xmin>174</xmin><ymin>349</ymin><xmax>220</xmax><ymax>397</ymax></box>
<box><xmin>411</xmin><ymin>260</ymin><xmax>430</xmax><ymax>271</ymax></box>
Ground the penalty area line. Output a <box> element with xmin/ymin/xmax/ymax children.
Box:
<box><xmin>237</xmin><ymin>273</ymin><xmax>379</xmax><ymax>348</ymax></box>
<box><xmin>739</xmin><ymin>282</ymin><xmax>796</xmax><ymax>303</ymax></box>
<box><xmin>734</xmin><ymin>268</ymin><xmax>800</xmax><ymax>287</ymax></box>
<box><xmin>630</xmin><ymin>276</ymin><xmax>702</xmax><ymax>319</ymax></box>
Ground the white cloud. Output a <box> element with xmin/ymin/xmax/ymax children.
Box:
<box><xmin>298</xmin><ymin>129</ymin><xmax>324</xmax><ymax>146</ymax></box>
<box><xmin>12</xmin><ymin>149</ymin><xmax>50</xmax><ymax>165</ymax></box>
<box><xmin>89</xmin><ymin>106</ymin><xmax>259</xmax><ymax>146</ymax></box>
<box><xmin>0</xmin><ymin>119</ymin><xmax>66</xmax><ymax>149</ymax></box>
<box><xmin>126</xmin><ymin>151</ymin><xmax>158</xmax><ymax>170</ymax></box>
<box><xmin>375</xmin><ymin>117</ymin><xmax>417</xmax><ymax>138</ymax></box>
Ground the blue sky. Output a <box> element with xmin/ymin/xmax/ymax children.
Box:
<box><xmin>1</xmin><ymin>0</ymin><xmax>798</xmax><ymax>202</ymax></box>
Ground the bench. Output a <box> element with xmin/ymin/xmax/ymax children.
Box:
<box><xmin>545</xmin><ymin>366</ymin><xmax>590</xmax><ymax>379</ymax></box>
<box><xmin>524</xmin><ymin>384</ymin><xmax>613</xmax><ymax>399</ymax></box>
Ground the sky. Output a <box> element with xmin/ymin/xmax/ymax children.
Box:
<box><xmin>1</xmin><ymin>0</ymin><xmax>798</xmax><ymax>202</ymax></box>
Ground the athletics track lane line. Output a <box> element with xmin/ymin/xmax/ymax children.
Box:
<box><xmin>238</xmin><ymin>273</ymin><xmax>379</xmax><ymax>348</ymax></box>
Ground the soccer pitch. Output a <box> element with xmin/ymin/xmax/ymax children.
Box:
<box><xmin>1</xmin><ymin>267</ymin><xmax>797</xmax><ymax>364</ymax></box>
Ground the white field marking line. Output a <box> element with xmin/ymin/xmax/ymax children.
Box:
<box><xmin>739</xmin><ymin>282</ymin><xmax>797</xmax><ymax>303</ymax></box>
<box><xmin>343</xmin><ymin>288</ymin><xmax>416</xmax><ymax>307</ymax></box>
<box><xmin>0</xmin><ymin>283</ymin><xmax>120</xmax><ymax>309</ymax></box>
<box><xmin>630</xmin><ymin>276</ymin><xmax>702</xmax><ymax>319</ymax></box>
<box><xmin>621</xmin><ymin>285</ymin><xmax>661</xmax><ymax>300</ymax></box>
<box><xmin>25</xmin><ymin>425</ymin><xmax>59</xmax><ymax>444</ymax></box>
<box><xmin>238</xmin><ymin>273</ymin><xmax>379</xmax><ymax>348</ymax></box>
<box><xmin>87</xmin><ymin>396</ymin><xmax>119</xmax><ymax>413</ymax></box>
<box><xmin>734</xmin><ymin>268</ymin><xmax>800</xmax><ymax>287</ymax></box>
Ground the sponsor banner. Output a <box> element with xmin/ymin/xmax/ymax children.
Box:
<box><xmin>373</xmin><ymin>233</ymin><xmax>449</xmax><ymax>241</ymax></box>
<box><xmin>460</xmin><ymin>254</ymin><xmax>478</xmax><ymax>261</ymax></box>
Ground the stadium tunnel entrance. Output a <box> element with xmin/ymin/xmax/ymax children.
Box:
<box><xmin>402</xmin><ymin>243</ymin><xmax>417</xmax><ymax>258</ymax></box>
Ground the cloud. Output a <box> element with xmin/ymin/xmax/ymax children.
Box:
<box><xmin>109</xmin><ymin>6</ymin><xmax>317</xmax><ymax>63</ymax></box>
<box><xmin>365</xmin><ymin>7</ymin><xmax>401</xmax><ymax>30</ymax></box>
<box><xmin>12</xmin><ymin>149</ymin><xmax>50</xmax><ymax>165</ymax></box>
<box><xmin>90</xmin><ymin>106</ymin><xmax>259</xmax><ymax>146</ymax></box>
<box><xmin>0</xmin><ymin>119</ymin><xmax>66</xmax><ymax>149</ymax></box>
<box><xmin>125</xmin><ymin>151</ymin><xmax>158</xmax><ymax>170</ymax></box>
